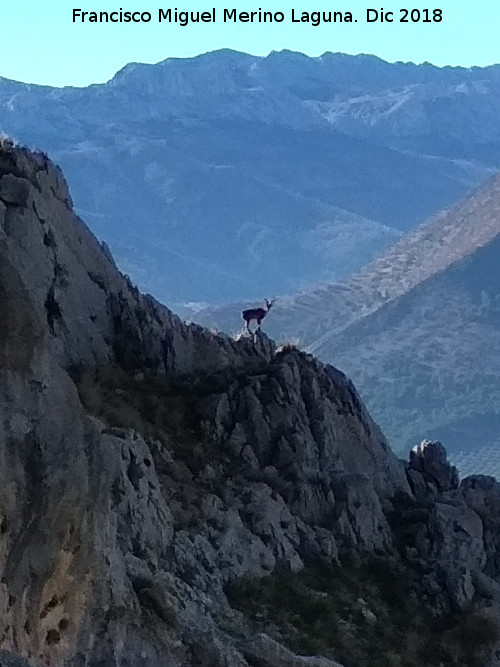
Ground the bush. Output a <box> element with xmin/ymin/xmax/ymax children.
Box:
<box><xmin>227</xmin><ymin>559</ymin><xmax>500</xmax><ymax>667</ymax></box>
<box><xmin>443</xmin><ymin>608</ymin><xmax>500</xmax><ymax>666</ymax></box>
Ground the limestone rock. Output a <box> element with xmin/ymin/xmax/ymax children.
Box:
<box><xmin>0</xmin><ymin>174</ymin><xmax>30</xmax><ymax>206</ymax></box>
<box><xmin>0</xmin><ymin>145</ymin><xmax>413</xmax><ymax>665</ymax></box>
<box><xmin>409</xmin><ymin>439</ymin><xmax>459</xmax><ymax>491</ymax></box>
<box><xmin>461</xmin><ymin>475</ymin><xmax>500</xmax><ymax>576</ymax></box>
<box><xmin>433</xmin><ymin>499</ymin><xmax>485</xmax><ymax>573</ymax></box>
<box><xmin>387</xmin><ymin>443</ymin><xmax>495</xmax><ymax>610</ymax></box>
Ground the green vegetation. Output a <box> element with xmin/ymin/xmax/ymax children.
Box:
<box><xmin>72</xmin><ymin>365</ymin><xmax>202</xmax><ymax>441</ymax></box>
<box><xmin>71</xmin><ymin>364</ymin><xmax>237</xmax><ymax>526</ymax></box>
<box><xmin>71</xmin><ymin>364</ymin><xmax>240</xmax><ymax>469</ymax></box>
<box><xmin>227</xmin><ymin>557</ymin><xmax>500</xmax><ymax>667</ymax></box>
<box><xmin>71</xmin><ymin>362</ymin><xmax>268</xmax><ymax>465</ymax></box>
<box><xmin>71</xmin><ymin>355</ymin><xmax>289</xmax><ymax>443</ymax></box>
<box><xmin>361</xmin><ymin>358</ymin><xmax>500</xmax><ymax>456</ymax></box>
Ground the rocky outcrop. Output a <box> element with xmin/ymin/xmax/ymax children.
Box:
<box><xmin>200</xmin><ymin>169</ymin><xmax>500</xmax><ymax>468</ymax></box>
<box><xmin>2</xmin><ymin>143</ymin><xmax>500</xmax><ymax>666</ymax></box>
<box><xmin>391</xmin><ymin>442</ymin><xmax>500</xmax><ymax>613</ymax></box>
<box><xmin>461</xmin><ymin>475</ymin><xmax>500</xmax><ymax>577</ymax></box>
<box><xmin>409</xmin><ymin>439</ymin><xmax>460</xmax><ymax>492</ymax></box>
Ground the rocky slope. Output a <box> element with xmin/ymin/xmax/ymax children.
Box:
<box><xmin>3</xmin><ymin>143</ymin><xmax>500</xmax><ymax>666</ymax></box>
<box><xmin>2</xmin><ymin>50</ymin><xmax>500</xmax><ymax>303</ymax></box>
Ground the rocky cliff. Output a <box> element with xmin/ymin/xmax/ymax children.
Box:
<box><xmin>2</xmin><ymin>143</ymin><xmax>500</xmax><ymax>666</ymax></box>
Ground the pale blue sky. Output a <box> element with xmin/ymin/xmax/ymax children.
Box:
<box><xmin>2</xmin><ymin>0</ymin><xmax>499</xmax><ymax>86</ymax></box>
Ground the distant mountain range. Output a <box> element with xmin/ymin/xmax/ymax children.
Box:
<box><xmin>2</xmin><ymin>50</ymin><xmax>500</xmax><ymax>304</ymax></box>
<box><xmin>197</xmin><ymin>173</ymin><xmax>500</xmax><ymax>464</ymax></box>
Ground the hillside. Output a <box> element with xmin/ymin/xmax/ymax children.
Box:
<box><xmin>2</xmin><ymin>50</ymin><xmax>500</xmax><ymax>303</ymax></box>
<box><xmin>317</xmin><ymin>235</ymin><xmax>500</xmax><ymax>457</ymax></box>
<box><xmin>4</xmin><ymin>144</ymin><xmax>500</xmax><ymax>665</ymax></box>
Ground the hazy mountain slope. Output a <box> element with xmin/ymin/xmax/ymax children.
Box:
<box><xmin>319</xmin><ymin>234</ymin><xmax>500</xmax><ymax>457</ymax></box>
<box><xmin>2</xmin><ymin>50</ymin><xmax>500</xmax><ymax>302</ymax></box>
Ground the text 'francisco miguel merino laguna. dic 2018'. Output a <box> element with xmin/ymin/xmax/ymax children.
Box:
<box><xmin>72</xmin><ymin>8</ymin><xmax>444</xmax><ymax>25</ymax></box>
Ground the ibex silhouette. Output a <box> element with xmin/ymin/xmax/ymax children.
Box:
<box><xmin>242</xmin><ymin>298</ymin><xmax>275</xmax><ymax>332</ymax></box>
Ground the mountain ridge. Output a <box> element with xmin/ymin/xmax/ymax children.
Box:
<box><xmin>2</xmin><ymin>49</ymin><xmax>500</xmax><ymax>303</ymax></box>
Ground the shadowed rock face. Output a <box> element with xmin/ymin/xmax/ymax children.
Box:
<box><xmin>409</xmin><ymin>440</ymin><xmax>460</xmax><ymax>492</ymax></box>
<box><xmin>2</xmin><ymin>144</ymin><xmax>500</xmax><ymax>665</ymax></box>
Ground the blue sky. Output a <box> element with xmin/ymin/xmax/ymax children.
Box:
<box><xmin>2</xmin><ymin>0</ymin><xmax>499</xmax><ymax>86</ymax></box>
